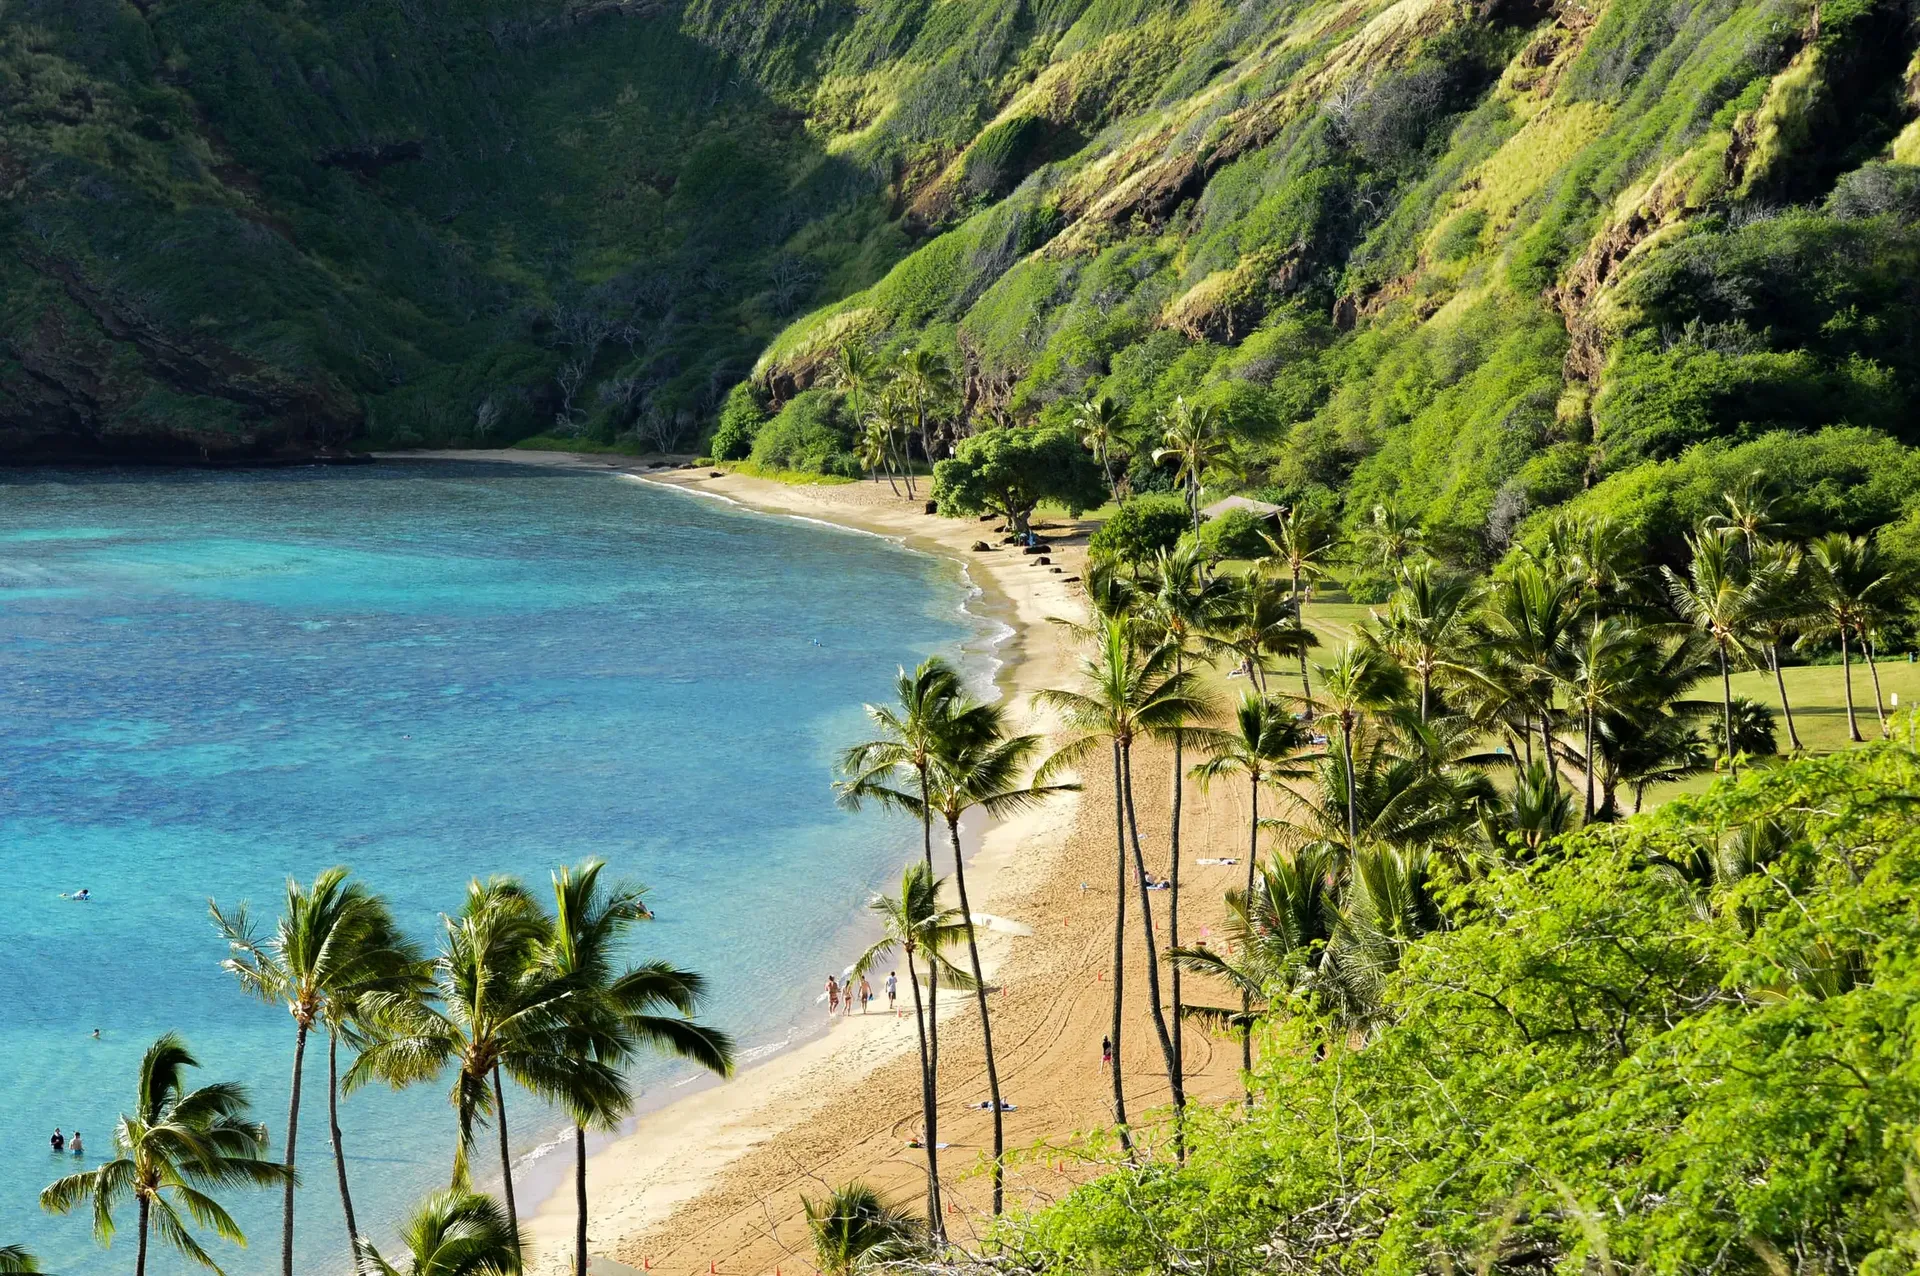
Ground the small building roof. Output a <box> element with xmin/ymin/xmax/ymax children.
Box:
<box><xmin>1202</xmin><ymin>495</ymin><xmax>1283</xmax><ymax>520</ymax></box>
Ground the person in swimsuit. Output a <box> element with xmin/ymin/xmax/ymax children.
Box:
<box><xmin>859</xmin><ymin>976</ymin><xmax>872</xmax><ymax>1013</ymax></box>
<box><xmin>69</xmin><ymin>1131</ymin><xmax>82</xmax><ymax>1156</ymax></box>
<box><xmin>825</xmin><ymin>975</ymin><xmax>840</xmax><ymax>1017</ymax></box>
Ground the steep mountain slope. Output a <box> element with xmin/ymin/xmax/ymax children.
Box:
<box><xmin>6</xmin><ymin>0</ymin><xmax>1920</xmax><ymax>547</ymax></box>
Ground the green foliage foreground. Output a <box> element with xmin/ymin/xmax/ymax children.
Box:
<box><xmin>1010</xmin><ymin>738</ymin><xmax>1920</xmax><ymax>1275</ymax></box>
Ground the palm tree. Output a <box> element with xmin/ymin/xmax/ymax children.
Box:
<box><xmin>1189</xmin><ymin>697</ymin><xmax>1317</xmax><ymax>1092</ymax></box>
<box><xmin>40</xmin><ymin>1033</ymin><xmax>289</xmax><ymax>1276</ymax></box>
<box><xmin>804</xmin><ymin>1183</ymin><xmax>924</xmax><ymax>1276</ymax></box>
<box><xmin>920</xmin><ymin>712</ymin><xmax>1072</xmax><ymax>1214</ymax></box>
<box><xmin>1664</xmin><ymin>532</ymin><xmax>1765</xmax><ymax>770</ymax></box>
<box><xmin>210</xmin><ymin>868</ymin><xmax>422</xmax><ymax>1273</ymax></box>
<box><xmin>1302</xmin><ymin>644</ymin><xmax>1410</xmax><ymax>849</ymax></box>
<box><xmin>1367</xmin><ymin>562</ymin><xmax>1479</xmax><ymax>722</ymax></box>
<box><xmin>354</xmin><ymin>1190</ymin><xmax>520</xmax><ymax>1276</ymax></box>
<box><xmin>1314</xmin><ymin>845</ymin><xmax>1443</xmax><ymax>1029</ymax></box>
<box><xmin>1802</xmin><ymin>532</ymin><xmax>1898</xmax><ymax>741</ymax></box>
<box><xmin>1481</xmin><ymin>561</ymin><xmax>1586</xmax><ymax>779</ymax></box>
<box><xmin>893</xmin><ymin>348</ymin><xmax>955</xmax><ymax>472</ymax></box>
<box><xmin>1037</xmin><ymin>617</ymin><xmax>1210</xmax><ymax>1151</ymax></box>
<box><xmin>838</xmin><ymin>658</ymin><xmax>994</xmax><ymax>873</ymax></box>
<box><xmin>1136</xmin><ymin>542</ymin><xmax>1234</xmax><ymax>1137</ymax></box>
<box><xmin>1748</xmin><ymin>539</ymin><xmax>1808</xmax><ymax>751</ymax></box>
<box><xmin>543</xmin><ymin>862</ymin><xmax>735</xmax><ymax>1276</ymax></box>
<box><xmin>1074</xmin><ymin>395</ymin><xmax>1129</xmax><ymax>504</ymax></box>
<box><xmin>1150</xmin><ymin>396</ymin><xmax>1229</xmax><ymax>531</ymax></box>
<box><xmin>1258</xmin><ymin>507</ymin><xmax>1340</xmax><ymax>699</ymax></box>
<box><xmin>1215</xmin><ymin>571</ymin><xmax>1315</xmax><ymax>692</ymax></box>
<box><xmin>0</xmin><ymin>1247</ymin><xmax>37</xmax><ymax>1273</ymax></box>
<box><xmin>1558</xmin><ymin>618</ymin><xmax>1647</xmax><ymax>821</ymax></box>
<box><xmin>348</xmin><ymin>878</ymin><xmax>573</xmax><ymax>1254</ymax></box>
<box><xmin>853</xmin><ymin>863</ymin><xmax>974</xmax><ymax>1241</ymax></box>
<box><xmin>1704</xmin><ymin>471</ymin><xmax>1783</xmax><ymax>561</ymax></box>
<box><xmin>830</xmin><ymin>343</ymin><xmax>898</xmax><ymax>493</ymax></box>
<box><xmin>1354</xmin><ymin>500</ymin><xmax>1425</xmax><ymax>577</ymax></box>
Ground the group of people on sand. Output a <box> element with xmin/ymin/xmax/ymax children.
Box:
<box><xmin>824</xmin><ymin>970</ymin><xmax>898</xmax><ymax>1018</ymax></box>
<box><xmin>49</xmin><ymin>1128</ymin><xmax>82</xmax><ymax>1157</ymax></box>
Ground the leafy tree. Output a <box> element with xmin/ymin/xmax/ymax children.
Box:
<box><xmin>852</xmin><ymin>863</ymin><xmax>974</xmax><ymax>1240</ymax></box>
<box><xmin>40</xmin><ymin>1034</ymin><xmax>289</xmax><ymax>1276</ymax></box>
<box><xmin>932</xmin><ymin>423</ymin><xmax>1107</xmax><ymax>534</ymax></box>
<box><xmin>1088</xmin><ymin>494</ymin><xmax>1190</xmax><ymax>567</ymax></box>
<box><xmin>209</xmin><ymin>867</ymin><xmax>421</xmax><ymax>1272</ymax></box>
<box><xmin>354</xmin><ymin>1190</ymin><xmax>519</xmax><ymax>1276</ymax></box>
<box><xmin>541</xmin><ymin>862</ymin><xmax>734</xmax><ymax>1276</ymax></box>
<box><xmin>708</xmin><ymin>384</ymin><xmax>767</xmax><ymax>463</ymax></box>
<box><xmin>1188</xmin><ymin>508</ymin><xmax>1273</xmax><ymax>562</ymax></box>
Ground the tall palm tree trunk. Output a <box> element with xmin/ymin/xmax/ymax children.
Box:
<box><xmin>1341</xmin><ymin>722</ymin><xmax>1359</xmax><ymax>850</ymax></box>
<box><xmin>1583</xmin><ymin>707</ymin><xmax>1596</xmax><ymax>822</ymax></box>
<box><xmin>1166</xmin><ymin>660</ymin><xmax>1186</xmax><ymax>1158</ymax></box>
<box><xmin>1419</xmin><ymin>670</ymin><xmax>1430</xmax><ymax>724</ymax></box>
<box><xmin>492</xmin><ymin>1065</ymin><xmax>519</xmax><ymax>1253</ymax></box>
<box><xmin>1241</xmin><ymin>777</ymin><xmax>1260</xmax><ymax>1109</ymax></box>
<box><xmin>903</xmin><ymin>948</ymin><xmax>942</xmax><ymax>1237</ymax></box>
<box><xmin>283</xmin><ymin>1020</ymin><xmax>308</xmax><ymax>1276</ymax></box>
<box><xmin>137</xmin><ymin>1195</ymin><xmax>151</xmax><ymax>1276</ymax></box>
<box><xmin>1842</xmin><ymin>631</ymin><xmax>1862</xmax><ymax>742</ymax></box>
<box><xmin>574</xmin><ymin>1125</ymin><xmax>589</xmax><ymax>1276</ymax></box>
<box><xmin>944</xmin><ymin>818</ymin><xmax>1006</xmax><ymax>1215</ymax></box>
<box><xmin>1770</xmin><ymin>644</ymin><xmax>1803</xmax><ymax>750</ymax></box>
<box><xmin>328</xmin><ymin>1032</ymin><xmax>359</xmax><ymax>1256</ymax></box>
<box><xmin>1292</xmin><ymin>569</ymin><xmax>1311</xmax><ymax>700</ymax></box>
<box><xmin>1538</xmin><ymin>704</ymin><xmax>1557</xmax><ymax>784</ymax></box>
<box><xmin>926</xmin><ymin>964</ymin><xmax>943</xmax><ymax>1239</ymax></box>
<box><xmin>1866</xmin><ymin>636</ymin><xmax>1889</xmax><ymax>734</ymax></box>
<box><xmin>1718</xmin><ymin>645</ymin><xmax>1736</xmax><ymax>773</ymax></box>
<box><xmin>1120</xmin><ymin>748</ymin><xmax>1183</xmax><ymax>1135</ymax></box>
<box><xmin>1108</xmin><ymin>743</ymin><xmax>1131</xmax><ymax>1154</ymax></box>
<box><xmin>917</xmin><ymin>767</ymin><xmax>934</xmax><ymax>872</ymax></box>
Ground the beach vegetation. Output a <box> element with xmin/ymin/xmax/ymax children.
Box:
<box><xmin>804</xmin><ymin>1182</ymin><xmax>923</xmax><ymax>1276</ymax></box>
<box><xmin>932</xmin><ymin>424</ymin><xmax>1107</xmax><ymax>536</ymax></box>
<box><xmin>852</xmin><ymin>863</ymin><xmax>977</xmax><ymax>1243</ymax></box>
<box><xmin>539</xmin><ymin>861</ymin><xmax>735</xmax><ymax>1276</ymax></box>
<box><xmin>208</xmin><ymin>868</ymin><xmax>425</xmax><ymax>1271</ymax></box>
<box><xmin>354</xmin><ymin>1189</ymin><xmax>520</xmax><ymax>1276</ymax></box>
<box><xmin>0</xmin><ymin>1246</ymin><xmax>34</xmax><ymax>1273</ymax></box>
<box><xmin>1087</xmin><ymin>496</ymin><xmax>1191</xmax><ymax>569</ymax></box>
<box><xmin>39</xmin><ymin>1033</ymin><xmax>289</xmax><ymax>1276</ymax></box>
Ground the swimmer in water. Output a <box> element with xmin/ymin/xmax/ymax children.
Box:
<box><xmin>73</xmin><ymin>888</ymin><xmax>90</xmax><ymax>901</ymax></box>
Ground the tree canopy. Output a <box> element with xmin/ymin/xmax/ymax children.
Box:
<box><xmin>932</xmin><ymin>424</ymin><xmax>1107</xmax><ymax>532</ymax></box>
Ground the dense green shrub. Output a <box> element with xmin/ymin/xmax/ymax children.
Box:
<box><xmin>1185</xmin><ymin>507</ymin><xmax>1272</xmax><ymax>561</ymax></box>
<box><xmin>1087</xmin><ymin>494</ymin><xmax>1191</xmax><ymax>565</ymax></box>
<box><xmin>709</xmin><ymin>384</ymin><xmax>768</xmax><ymax>462</ymax></box>
<box><xmin>747</xmin><ymin>390</ymin><xmax>860</xmax><ymax>476</ymax></box>
<box><xmin>1018</xmin><ymin>744</ymin><xmax>1920</xmax><ymax>1276</ymax></box>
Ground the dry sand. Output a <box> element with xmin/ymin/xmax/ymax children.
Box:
<box><xmin>381</xmin><ymin>454</ymin><xmax>1258</xmax><ymax>1276</ymax></box>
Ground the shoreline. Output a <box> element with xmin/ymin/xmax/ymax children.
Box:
<box><xmin>378</xmin><ymin>451</ymin><xmax>1249</xmax><ymax>1276</ymax></box>
<box><xmin>379</xmin><ymin>453</ymin><xmax>1095</xmax><ymax>1273</ymax></box>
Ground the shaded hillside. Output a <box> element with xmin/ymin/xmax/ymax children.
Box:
<box><xmin>8</xmin><ymin>0</ymin><xmax>1920</xmax><ymax>520</ymax></box>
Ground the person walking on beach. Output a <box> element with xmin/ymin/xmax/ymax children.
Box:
<box><xmin>49</xmin><ymin>1129</ymin><xmax>62</xmax><ymax>1153</ymax></box>
<box><xmin>886</xmin><ymin>971</ymin><xmax>897</xmax><ymax>1011</ymax></box>
<box><xmin>1101</xmin><ymin>1036</ymin><xmax>1112</xmax><ymax>1068</ymax></box>
<box><xmin>825</xmin><ymin>974</ymin><xmax>840</xmax><ymax>1017</ymax></box>
<box><xmin>859</xmin><ymin>975</ymin><xmax>872</xmax><ymax>1014</ymax></box>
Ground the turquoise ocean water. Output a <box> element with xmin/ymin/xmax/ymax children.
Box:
<box><xmin>0</xmin><ymin>463</ymin><xmax>993</xmax><ymax>1274</ymax></box>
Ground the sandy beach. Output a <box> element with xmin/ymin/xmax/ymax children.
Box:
<box><xmin>383</xmin><ymin>453</ymin><xmax>1256</xmax><ymax>1276</ymax></box>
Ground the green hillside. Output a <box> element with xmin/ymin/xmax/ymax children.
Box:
<box><xmin>8</xmin><ymin>0</ymin><xmax>1920</xmax><ymax>559</ymax></box>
